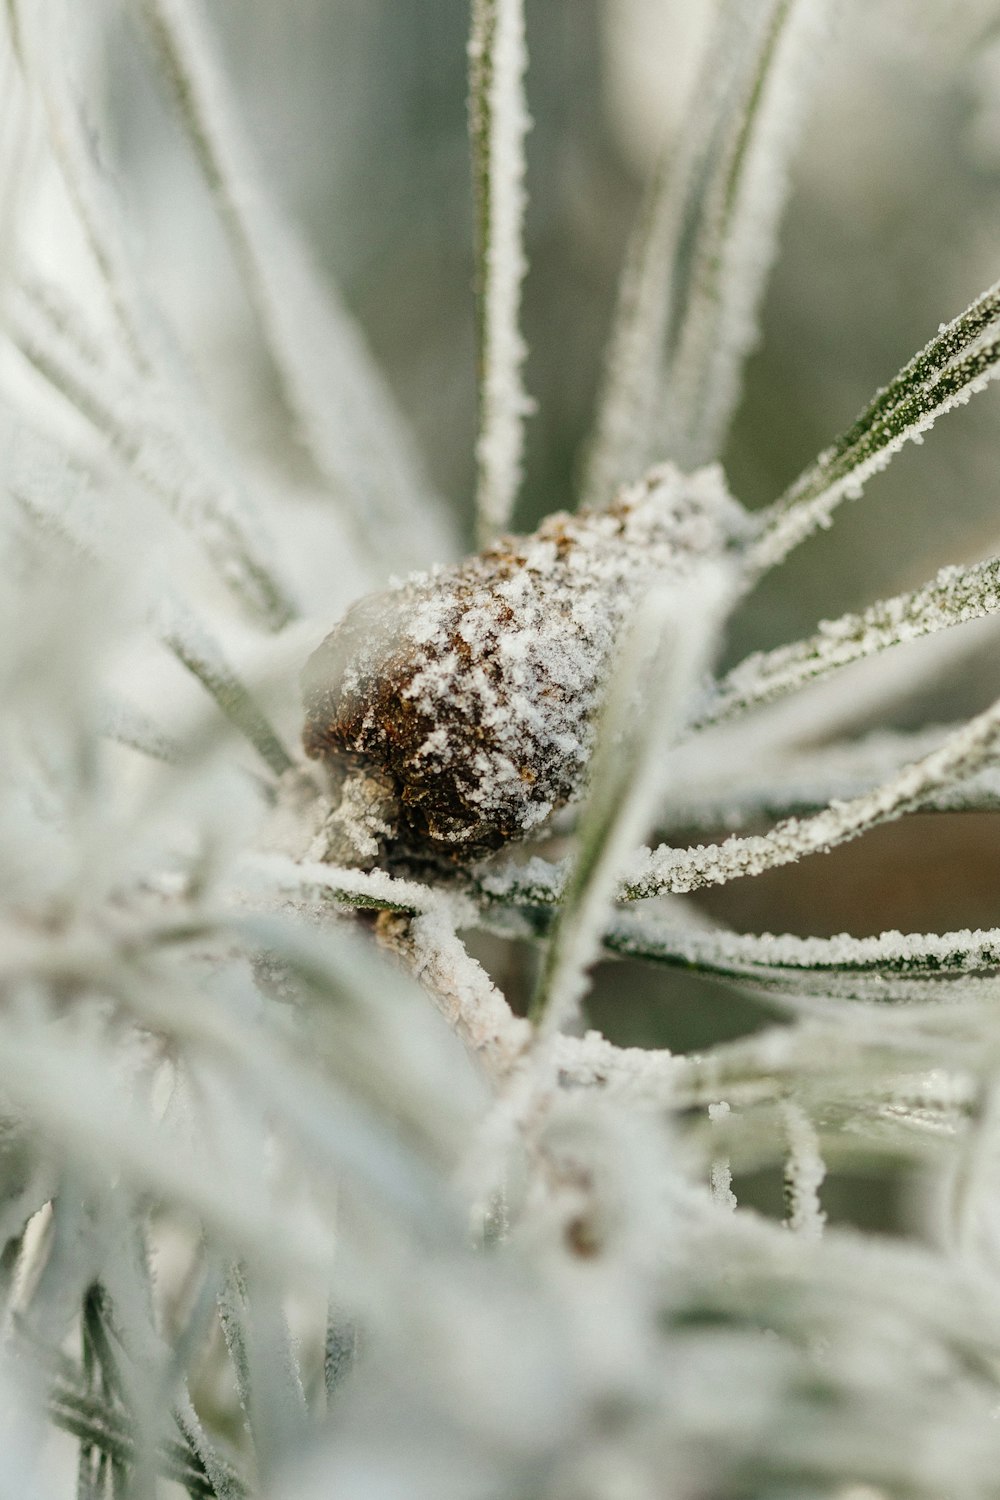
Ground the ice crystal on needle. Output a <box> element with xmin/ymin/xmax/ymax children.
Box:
<box><xmin>302</xmin><ymin>463</ymin><xmax>747</xmax><ymax>863</ymax></box>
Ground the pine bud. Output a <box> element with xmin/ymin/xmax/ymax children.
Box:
<box><xmin>302</xmin><ymin>464</ymin><xmax>745</xmax><ymax>863</ymax></box>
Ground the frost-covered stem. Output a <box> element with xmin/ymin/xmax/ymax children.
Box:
<box><xmin>550</xmin><ymin>1030</ymin><xmax>685</xmax><ymax>1103</ymax></box>
<box><xmin>99</xmin><ymin>698</ymin><xmax>183</xmax><ymax>765</ymax></box>
<box><xmin>947</xmin><ymin>1082</ymin><xmax>1000</xmax><ymax>1259</ymax></box>
<box><xmin>217</xmin><ymin>1263</ymin><xmax>307</xmax><ymax>1475</ymax></box>
<box><xmin>747</xmin><ymin>279</ymin><xmax>1000</xmax><ymax>578</ymax></box>
<box><xmin>781</xmin><ymin>1102</ymin><xmax>826</xmax><ymax>1236</ymax></box>
<box><xmin>529</xmin><ymin>572</ymin><xmax>730</xmax><ymax>1033</ymax></box>
<box><xmin>582</xmin><ymin>0</ymin><xmax>823</xmax><ymax>505</ymax></box>
<box><xmin>469</xmin><ymin>0</ymin><xmax>532</xmax><ymax>545</ymax></box>
<box><xmin>476</xmin><ymin>698</ymin><xmax>1000</xmax><ymax>910</ymax></box>
<box><xmin>0</xmin><ymin>26</ymin><xmax>32</xmax><ymax>300</ymax></box>
<box><xmin>702</xmin><ymin>553</ymin><xmax>1000</xmax><ymax>726</ymax></box>
<box><xmin>215</xmin><ymin>1266</ymin><xmax>253</xmax><ymax>1438</ymax></box>
<box><xmin>375</xmin><ymin>910</ymin><xmax>530</xmax><ymax>1082</ymax></box>
<box><xmin>324</xmin><ymin>1311</ymin><xmax>356</xmax><ymax>1404</ymax></box>
<box><xmin>624</xmin><ymin>693</ymin><xmax>1000</xmax><ymax>898</ymax></box>
<box><xmin>173</xmin><ymin>1394</ymin><xmax>247</xmax><ymax>1500</ymax></box>
<box><xmin>554</xmin><ymin>1023</ymin><xmax>957</xmax><ymax>1116</ymax></box>
<box><xmin>136</xmin><ymin>0</ymin><xmax>453</xmax><ymax>571</ymax></box>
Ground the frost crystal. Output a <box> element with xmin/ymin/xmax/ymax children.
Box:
<box><xmin>302</xmin><ymin>463</ymin><xmax>747</xmax><ymax>862</ymax></box>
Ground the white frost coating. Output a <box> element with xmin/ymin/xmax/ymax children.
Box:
<box><xmin>625</xmin><ymin>693</ymin><xmax>1000</xmax><ymax>898</ymax></box>
<box><xmin>9</xmin><ymin>0</ymin><xmax>160</xmax><ymax>368</ymax></box>
<box><xmin>1</xmin><ymin>404</ymin><xmax>129</xmax><ymax>560</ymax></box>
<box><xmin>583</xmin><ymin>0</ymin><xmax>826</xmax><ymax>506</ymax></box>
<box><xmin>2</xmin><ymin>409</ymin><xmax>295</xmax><ymax>775</ymax></box>
<box><xmin>710</xmin><ymin>1157</ymin><xmax>738</xmax><ymax>1212</ymax></box>
<box><xmin>469</xmin><ymin>0</ymin><xmax>533</xmax><ymax>543</ymax></box>
<box><xmin>99</xmin><ymin>695</ymin><xmax>181</xmax><ymax>762</ymax></box>
<box><xmin>0</xmin><ymin>22</ymin><xmax>33</xmax><ymax>302</ymax></box>
<box><xmin>11</xmin><ymin>0</ymin><xmax>303</xmax><ymax>629</ymax></box>
<box><xmin>705</xmin><ymin>553</ymin><xmax>1000</xmax><ymax>726</ymax></box>
<box><xmin>748</xmin><ymin>278</ymin><xmax>1000</xmax><ymax>579</ymax></box>
<box><xmin>708</xmin><ymin>1101</ymin><xmax>737</xmax><ymax>1211</ymax></box>
<box><xmin>140</xmin><ymin>0</ymin><xmax>455</xmax><ymax>572</ymax></box>
<box><xmin>781</xmin><ymin>1102</ymin><xmax>825</xmax><ymax>1237</ymax></box>
<box><xmin>683</xmin><ymin>618</ymin><xmax>1000</xmax><ymax>803</ymax></box>
<box><xmin>156</xmin><ymin>597</ymin><xmax>294</xmax><ymax>777</ymax></box>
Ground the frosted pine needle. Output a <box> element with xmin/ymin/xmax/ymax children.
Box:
<box><xmin>748</xmin><ymin>276</ymin><xmax>1000</xmax><ymax>578</ymax></box>
<box><xmin>705</xmin><ymin>551</ymin><xmax>1000</xmax><ymax>726</ymax></box>
<box><xmin>468</xmin><ymin>0</ymin><xmax>533</xmax><ymax>545</ymax></box>
<box><xmin>136</xmin><ymin>0</ymin><xmax>455</xmax><ymax>571</ymax></box>
<box><xmin>625</xmin><ymin>693</ymin><xmax>1000</xmax><ymax>898</ymax></box>
<box><xmin>583</xmin><ymin>0</ymin><xmax>826</xmax><ymax>506</ymax></box>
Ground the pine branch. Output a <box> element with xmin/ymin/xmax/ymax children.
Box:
<box><xmin>160</xmin><ymin>602</ymin><xmax>295</xmax><ymax>779</ymax></box>
<box><xmin>604</xmin><ymin>907</ymin><xmax>1000</xmax><ymax>1001</ymax></box>
<box><xmin>658</xmin><ymin>725</ymin><xmax>1000</xmax><ymax>829</ymax></box>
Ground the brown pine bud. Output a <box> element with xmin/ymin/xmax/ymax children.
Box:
<box><xmin>302</xmin><ymin>464</ymin><xmax>745</xmax><ymax>864</ymax></box>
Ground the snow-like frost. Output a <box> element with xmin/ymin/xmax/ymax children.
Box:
<box><xmin>781</xmin><ymin>1102</ymin><xmax>826</xmax><ymax>1237</ymax></box>
<box><xmin>9</xmin><ymin>277</ymin><xmax>298</xmax><ymax>630</ymax></box>
<box><xmin>661</xmin><ymin>723</ymin><xmax>1000</xmax><ymax>828</ymax></box>
<box><xmin>528</xmin><ymin>563</ymin><xmax>733</xmax><ymax>1034</ymax></box>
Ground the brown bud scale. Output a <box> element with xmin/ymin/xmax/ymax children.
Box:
<box><xmin>302</xmin><ymin>464</ymin><xmax>745</xmax><ymax>863</ymax></box>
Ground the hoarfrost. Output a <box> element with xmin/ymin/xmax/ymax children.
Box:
<box><xmin>781</xmin><ymin>1102</ymin><xmax>826</xmax><ymax>1237</ymax></box>
<box><xmin>626</xmin><ymin>692</ymin><xmax>1000</xmax><ymax>898</ymax></box>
